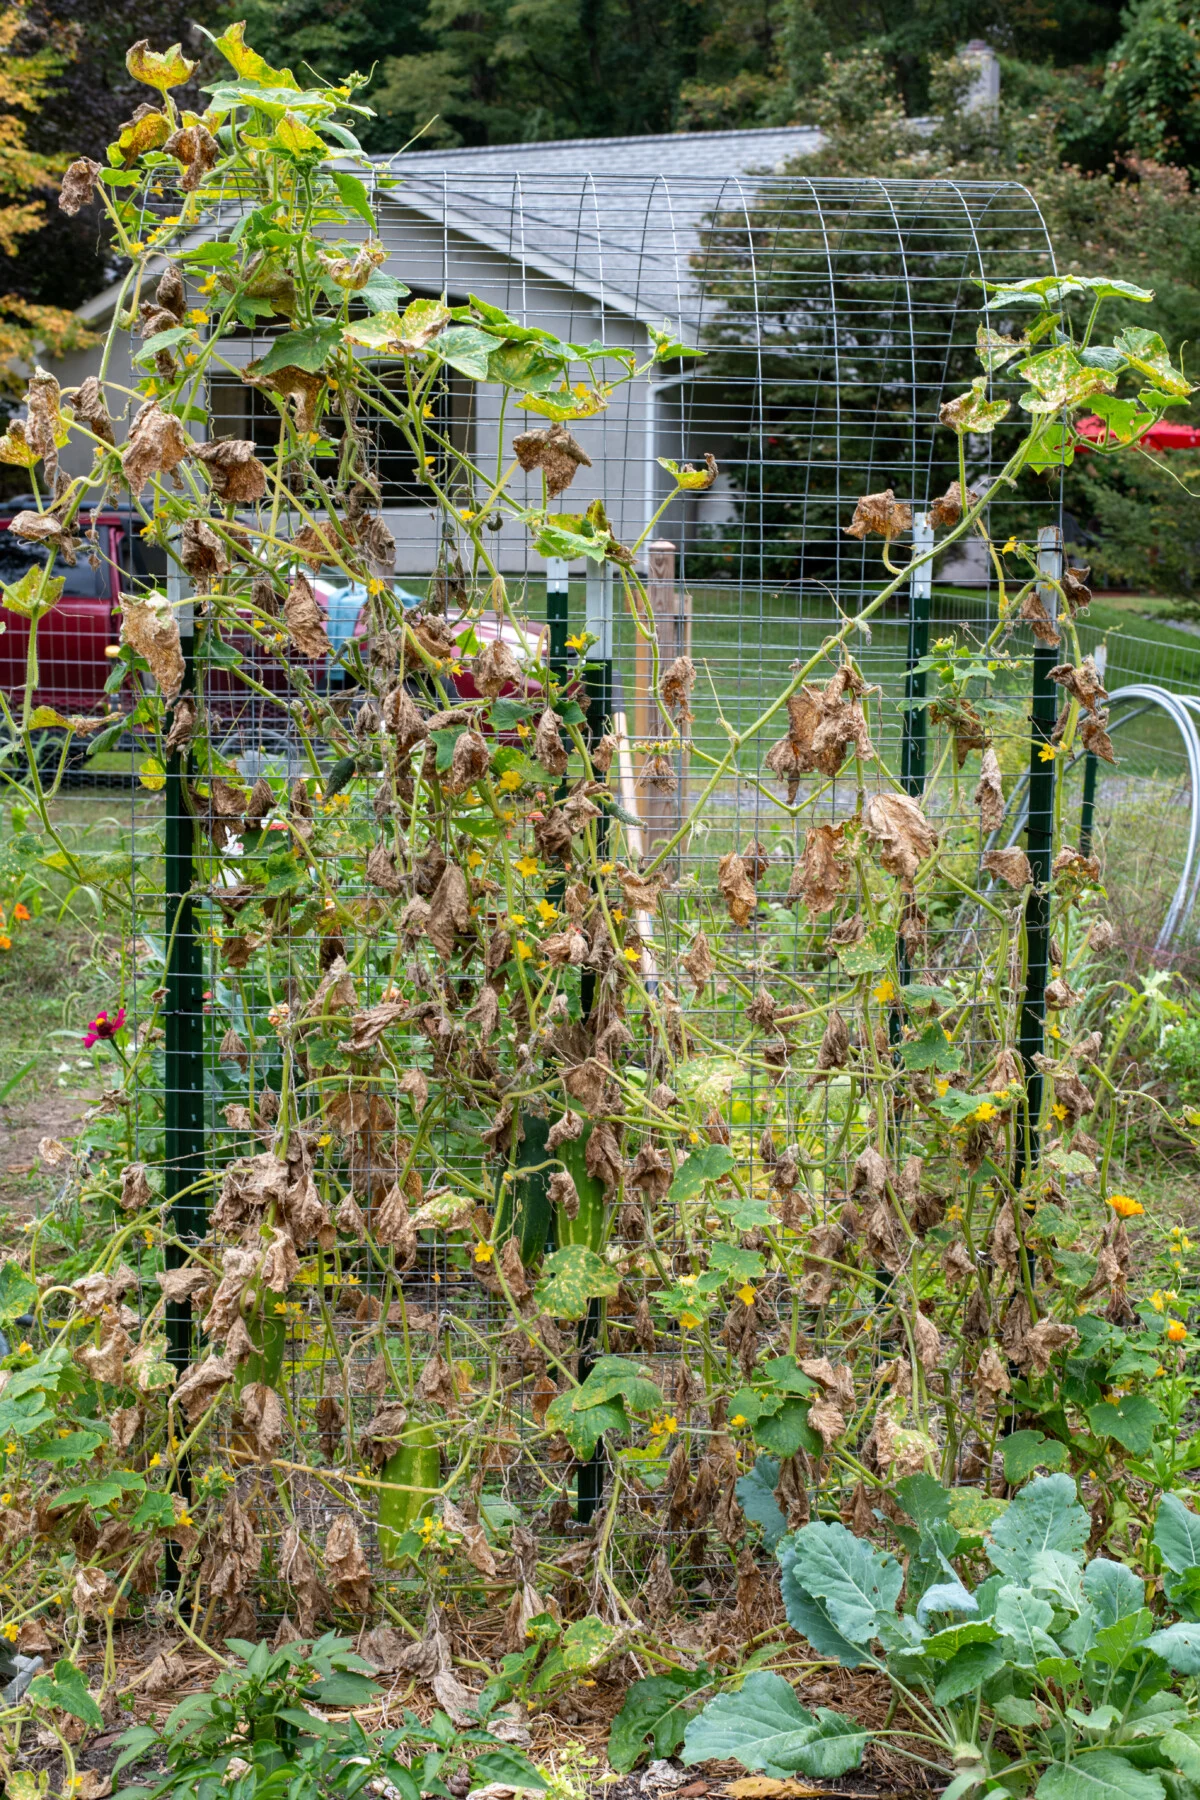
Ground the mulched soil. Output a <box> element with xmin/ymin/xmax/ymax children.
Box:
<box><xmin>22</xmin><ymin>1622</ymin><xmax>940</xmax><ymax>1798</ymax></box>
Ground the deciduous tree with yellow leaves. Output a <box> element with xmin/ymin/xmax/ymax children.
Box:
<box><xmin>0</xmin><ymin>2</ymin><xmax>92</xmax><ymax>392</ymax></box>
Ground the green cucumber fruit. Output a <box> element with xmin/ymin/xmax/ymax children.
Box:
<box><xmin>555</xmin><ymin>1126</ymin><xmax>606</xmax><ymax>1254</ymax></box>
<box><xmin>378</xmin><ymin>1423</ymin><xmax>440</xmax><ymax>1566</ymax></box>
<box><xmin>235</xmin><ymin>1304</ymin><xmax>287</xmax><ymax>1395</ymax></box>
<box><xmin>495</xmin><ymin>1110</ymin><xmax>553</xmax><ymax>1263</ymax></box>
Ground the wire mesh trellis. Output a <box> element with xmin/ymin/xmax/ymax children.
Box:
<box><xmin>20</xmin><ymin>162</ymin><xmax>1167</xmax><ymax>1643</ymax></box>
<box><xmin>130</xmin><ymin>172</ymin><xmax>1064</xmax><ymax>1604</ymax></box>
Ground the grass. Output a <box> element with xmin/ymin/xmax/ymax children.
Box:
<box><xmin>0</xmin><ymin>794</ymin><xmax>150</xmax><ymax>1219</ymax></box>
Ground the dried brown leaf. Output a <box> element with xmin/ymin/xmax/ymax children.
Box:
<box><xmin>120</xmin><ymin>593</ymin><xmax>184</xmax><ymax>698</ymax></box>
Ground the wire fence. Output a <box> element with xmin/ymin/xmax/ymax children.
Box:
<box><xmin>6</xmin><ymin>166</ymin><xmax>1192</xmax><ymax>1636</ymax></box>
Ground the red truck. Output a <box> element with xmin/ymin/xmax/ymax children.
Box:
<box><xmin>0</xmin><ymin>504</ymin><xmax>547</xmax><ymax>775</ymax></box>
<box><xmin>0</xmin><ymin>502</ymin><xmax>167</xmax><ymax>718</ymax></box>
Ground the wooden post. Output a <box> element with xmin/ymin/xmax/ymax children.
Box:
<box><xmin>636</xmin><ymin>539</ymin><xmax>690</xmax><ymax>854</ymax></box>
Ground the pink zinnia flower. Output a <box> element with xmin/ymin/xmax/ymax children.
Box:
<box><xmin>83</xmin><ymin>1007</ymin><xmax>125</xmax><ymax>1049</ymax></box>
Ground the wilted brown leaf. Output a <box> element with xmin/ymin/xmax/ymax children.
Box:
<box><xmin>427</xmin><ymin>863</ymin><xmax>469</xmax><ymax>958</ymax></box>
<box><xmin>864</xmin><ymin>790</ymin><xmax>937</xmax><ymax>885</ymax></box>
<box><xmin>59</xmin><ymin>157</ymin><xmax>102</xmax><ymax>215</ymax></box>
<box><xmin>983</xmin><ymin>846</ymin><xmax>1032</xmax><ymax>889</ymax></box>
<box><xmin>195</xmin><ymin>438</ymin><xmax>268</xmax><ymax>505</ymax></box>
<box><xmin>120</xmin><ymin>593</ymin><xmax>184</xmax><ymax>698</ymax></box>
<box><xmin>927</xmin><ymin>480</ymin><xmax>977</xmax><ymax>529</ymax></box>
<box><xmin>791</xmin><ymin>822</ymin><xmax>849</xmax><ymax>914</ymax></box>
<box><xmin>512</xmin><ymin>420</ymin><xmax>592</xmax><ymax>496</ymax></box>
<box><xmin>717</xmin><ymin>851</ymin><xmax>756</xmax><ymax>926</ymax></box>
<box><xmin>121</xmin><ymin>399</ymin><xmax>191</xmax><ymax>492</ymax></box>
<box><xmin>843</xmin><ymin>488</ymin><xmax>912</xmax><ymax>541</ymax></box>
<box><xmin>284</xmin><ymin>572</ymin><xmax>331</xmax><ymax>659</ymax></box>
<box><xmin>325</xmin><ymin>1513</ymin><xmax>372</xmax><ymax>1611</ymax></box>
<box><xmin>234</xmin><ymin>1382</ymin><xmax>283</xmax><ymax>1462</ymax></box>
<box><xmin>1019</xmin><ymin>588</ymin><xmax>1061</xmax><ymax>648</ymax></box>
<box><xmin>1023</xmin><ymin>1317</ymin><xmax>1079</xmax><ymax>1376</ymax></box>
<box><xmin>974</xmin><ymin>746</ymin><xmax>1005</xmax><ymax>833</ymax></box>
<box><xmin>660</xmin><ymin>655</ymin><xmax>696</xmax><ymax>724</ymax></box>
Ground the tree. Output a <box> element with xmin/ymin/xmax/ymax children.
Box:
<box><xmin>684</xmin><ymin>40</ymin><xmax>1200</xmax><ymax>588</ymax></box>
<box><xmin>11</xmin><ymin>0</ymin><xmax>215</xmax><ymax>313</ymax></box>
<box><xmin>371</xmin><ymin>0</ymin><xmax>709</xmax><ymax>147</ymax></box>
<box><xmin>0</xmin><ymin>2</ymin><xmax>92</xmax><ymax>387</ymax></box>
<box><xmin>1070</xmin><ymin>0</ymin><xmax>1200</xmax><ymax>182</ymax></box>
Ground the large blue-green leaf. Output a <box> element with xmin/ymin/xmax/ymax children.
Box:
<box><xmin>681</xmin><ymin>1673</ymin><xmax>866</xmax><ymax>1779</ymax></box>
<box><xmin>994</xmin><ymin>1584</ymin><xmax>1058</xmax><ymax>1667</ymax></box>
<box><xmin>917</xmin><ymin>1579</ymin><xmax>977</xmax><ymax>1626</ymax></box>
<box><xmin>934</xmin><ymin>1642</ymin><xmax>1008</xmax><ymax>1703</ymax></box>
<box><xmin>1155</xmin><ymin>1495</ymin><xmax>1200</xmax><ymax>1576</ymax></box>
<box><xmin>1036</xmin><ymin>1752</ymin><xmax>1164</xmax><ymax>1800</ymax></box>
<box><xmin>1088</xmin><ymin>1611</ymin><xmax>1155</xmax><ymax>1673</ymax></box>
<box><xmin>784</xmin><ymin>1521</ymin><xmax>903</xmax><ymax>1645</ymax></box>
<box><xmin>778</xmin><ymin>1558</ymin><xmax>872</xmax><ymax>1668</ymax></box>
<box><xmin>1144</xmin><ymin>1623</ymin><xmax>1200</xmax><ymax>1675</ymax></box>
<box><xmin>1084</xmin><ymin>1557</ymin><xmax>1147</xmax><ymax>1628</ymax></box>
<box><xmin>736</xmin><ymin>1457</ymin><xmax>787</xmax><ymax>1550</ymax></box>
<box><xmin>1159</xmin><ymin>1728</ymin><xmax>1200</xmax><ymax>1783</ymax></box>
<box><xmin>986</xmin><ymin>1474</ymin><xmax>1088</xmax><ymax>1578</ymax></box>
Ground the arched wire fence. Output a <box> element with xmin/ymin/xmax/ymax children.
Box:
<box><xmin>19</xmin><ymin>165</ymin><xmax>1196</xmax><ymax>1635</ymax></box>
<box><xmin>114</xmin><ymin>170</ymin><xmax>1061</xmax><ymax>1608</ymax></box>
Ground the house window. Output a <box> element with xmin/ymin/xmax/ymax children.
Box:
<box><xmin>207</xmin><ymin>367</ymin><xmax>473</xmax><ymax>506</ymax></box>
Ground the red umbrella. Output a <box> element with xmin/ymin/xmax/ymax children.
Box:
<box><xmin>1076</xmin><ymin>413</ymin><xmax>1200</xmax><ymax>451</ymax></box>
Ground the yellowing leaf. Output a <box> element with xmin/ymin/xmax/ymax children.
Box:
<box><xmin>139</xmin><ymin>756</ymin><xmax>167</xmax><ymax>791</ymax></box>
<box><xmin>28</xmin><ymin>706</ymin><xmax>69</xmax><ymax>728</ymax></box>
<box><xmin>126</xmin><ymin>40</ymin><xmax>197</xmax><ymax>93</ymax></box>
<box><xmin>1</xmin><ymin>565</ymin><xmax>63</xmax><ymax>618</ymax></box>
<box><xmin>517</xmin><ymin>385</ymin><xmax>611</xmax><ymax>421</ymax></box>
<box><xmin>658</xmin><ymin>453</ymin><xmax>718</xmax><ymax>490</ymax></box>
<box><xmin>274</xmin><ymin>112</ymin><xmax>327</xmax><ymax>157</ymax></box>
<box><xmin>1115</xmin><ymin>326</ymin><xmax>1194</xmax><ymax>397</ymax></box>
<box><xmin>0</xmin><ymin>420</ymin><xmax>39</xmax><ymax>468</ymax></box>
<box><xmin>725</xmin><ymin>1782</ymin><xmax>826</xmax><ymax>1798</ymax></box>
<box><xmin>939</xmin><ymin>375</ymin><xmax>1011</xmax><ymax>435</ymax></box>
<box><xmin>116</xmin><ymin>109</ymin><xmax>171</xmax><ymax>164</ymax></box>
<box><xmin>399</xmin><ymin>297</ymin><xmax>451</xmax><ymax>347</ymax></box>
<box><xmin>212</xmin><ymin>21</ymin><xmax>299</xmax><ymax>88</ymax></box>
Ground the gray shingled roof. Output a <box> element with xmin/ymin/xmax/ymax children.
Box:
<box><xmin>371</xmin><ymin>126</ymin><xmax>825</xmax><ymax>334</ymax></box>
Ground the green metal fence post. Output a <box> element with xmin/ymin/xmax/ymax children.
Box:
<box><xmin>163</xmin><ymin>594</ymin><xmax>204</xmax><ymax>1587</ymax></box>
<box><xmin>583</xmin><ymin>565</ymin><xmax>613</xmax><ymax>763</ymax></box>
<box><xmin>546</xmin><ymin>557</ymin><xmax>569</xmax><ymax>682</ymax></box>
<box><xmin>901</xmin><ymin>511</ymin><xmax>934</xmax><ymax>800</ymax></box>
<box><xmin>1015</xmin><ymin>524</ymin><xmax>1062</xmax><ymax>1193</ymax></box>
<box><xmin>577</xmin><ymin>563</ymin><xmax>614</xmax><ymax>1525</ymax></box>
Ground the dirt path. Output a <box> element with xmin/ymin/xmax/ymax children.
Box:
<box><xmin>1</xmin><ymin>1081</ymin><xmax>102</xmax><ymax>1226</ymax></box>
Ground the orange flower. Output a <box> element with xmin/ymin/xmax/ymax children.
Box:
<box><xmin>12</xmin><ymin>903</ymin><xmax>30</xmax><ymax>922</ymax></box>
<box><xmin>1167</xmin><ymin>1320</ymin><xmax>1188</xmax><ymax>1342</ymax></box>
<box><xmin>0</xmin><ymin>935</ymin><xmax>10</xmax><ymax>952</ymax></box>
<box><xmin>1108</xmin><ymin>1194</ymin><xmax>1144</xmax><ymax>1218</ymax></box>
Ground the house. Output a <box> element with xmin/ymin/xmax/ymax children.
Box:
<box><xmin>57</xmin><ymin>124</ymin><xmax>825</xmax><ymax>580</ymax></box>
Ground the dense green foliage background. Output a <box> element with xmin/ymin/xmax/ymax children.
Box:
<box><xmin>11</xmin><ymin>0</ymin><xmax>1200</xmax><ymax>592</ymax></box>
